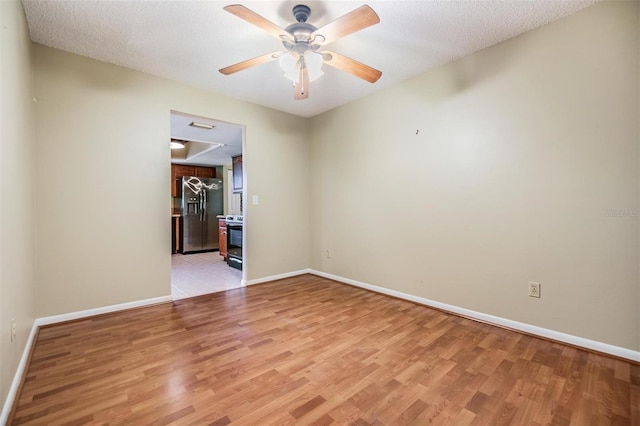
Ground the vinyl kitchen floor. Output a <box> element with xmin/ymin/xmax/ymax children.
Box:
<box><xmin>171</xmin><ymin>251</ymin><xmax>243</xmax><ymax>300</ymax></box>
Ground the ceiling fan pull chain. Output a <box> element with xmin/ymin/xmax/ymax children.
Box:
<box><xmin>294</xmin><ymin>55</ymin><xmax>310</xmax><ymax>100</ymax></box>
<box><xmin>299</xmin><ymin>62</ymin><xmax>306</xmax><ymax>95</ymax></box>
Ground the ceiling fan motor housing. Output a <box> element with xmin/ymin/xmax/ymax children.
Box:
<box><xmin>284</xmin><ymin>22</ymin><xmax>317</xmax><ymax>45</ymax></box>
<box><xmin>284</xmin><ymin>4</ymin><xmax>319</xmax><ymax>45</ymax></box>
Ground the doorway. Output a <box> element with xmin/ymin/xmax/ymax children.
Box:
<box><xmin>169</xmin><ymin>110</ymin><xmax>244</xmax><ymax>299</ymax></box>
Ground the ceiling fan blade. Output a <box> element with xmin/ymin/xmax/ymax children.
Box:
<box><xmin>312</xmin><ymin>5</ymin><xmax>379</xmax><ymax>45</ymax></box>
<box><xmin>219</xmin><ymin>52</ymin><xmax>281</xmax><ymax>75</ymax></box>
<box><xmin>294</xmin><ymin>66</ymin><xmax>310</xmax><ymax>100</ymax></box>
<box><xmin>323</xmin><ymin>51</ymin><xmax>382</xmax><ymax>83</ymax></box>
<box><xmin>224</xmin><ymin>5</ymin><xmax>290</xmax><ymax>40</ymax></box>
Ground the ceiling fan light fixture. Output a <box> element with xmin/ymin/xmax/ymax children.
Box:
<box><xmin>279</xmin><ymin>51</ymin><xmax>323</xmax><ymax>83</ymax></box>
<box><xmin>279</xmin><ymin>53</ymin><xmax>299</xmax><ymax>81</ymax></box>
<box><xmin>304</xmin><ymin>51</ymin><xmax>324</xmax><ymax>81</ymax></box>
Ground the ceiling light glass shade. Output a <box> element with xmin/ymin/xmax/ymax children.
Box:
<box><xmin>304</xmin><ymin>51</ymin><xmax>324</xmax><ymax>81</ymax></box>
<box><xmin>170</xmin><ymin>141</ymin><xmax>185</xmax><ymax>149</ymax></box>
<box><xmin>279</xmin><ymin>53</ymin><xmax>299</xmax><ymax>82</ymax></box>
<box><xmin>279</xmin><ymin>51</ymin><xmax>324</xmax><ymax>83</ymax></box>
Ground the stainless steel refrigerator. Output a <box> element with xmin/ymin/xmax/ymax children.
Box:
<box><xmin>181</xmin><ymin>176</ymin><xmax>223</xmax><ymax>253</ymax></box>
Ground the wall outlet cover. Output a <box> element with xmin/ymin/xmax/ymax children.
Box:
<box><xmin>528</xmin><ymin>282</ymin><xmax>541</xmax><ymax>298</ymax></box>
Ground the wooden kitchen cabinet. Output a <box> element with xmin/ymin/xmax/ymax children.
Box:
<box><xmin>232</xmin><ymin>155</ymin><xmax>243</xmax><ymax>193</ymax></box>
<box><xmin>195</xmin><ymin>167</ymin><xmax>215</xmax><ymax>178</ymax></box>
<box><xmin>173</xmin><ymin>165</ymin><xmax>195</xmax><ymax>177</ymax></box>
<box><xmin>171</xmin><ymin>164</ymin><xmax>216</xmax><ymax>197</ymax></box>
<box><xmin>171</xmin><ymin>164</ymin><xmax>193</xmax><ymax>197</ymax></box>
<box><xmin>218</xmin><ymin>218</ymin><xmax>227</xmax><ymax>260</ymax></box>
<box><xmin>171</xmin><ymin>216</ymin><xmax>182</xmax><ymax>253</ymax></box>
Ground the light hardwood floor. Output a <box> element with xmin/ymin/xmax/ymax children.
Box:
<box><xmin>11</xmin><ymin>275</ymin><xmax>639</xmax><ymax>425</ymax></box>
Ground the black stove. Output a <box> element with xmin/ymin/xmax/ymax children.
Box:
<box><xmin>225</xmin><ymin>215</ymin><xmax>243</xmax><ymax>270</ymax></box>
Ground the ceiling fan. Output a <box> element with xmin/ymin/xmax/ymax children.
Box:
<box><xmin>219</xmin><ymin>3</ymin><xmax>382</xmax><ymax>100</ymax></box>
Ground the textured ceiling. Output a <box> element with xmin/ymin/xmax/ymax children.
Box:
<box><xmin>22</xmin><ymin>0</ymin><xmax>599</xmax><ymax>118</ymax></box>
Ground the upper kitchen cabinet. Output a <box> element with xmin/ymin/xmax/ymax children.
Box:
<box><xmin>173</xmin><ymin>164</ymin><xmax>195</xmax><ymax>178</ymax></box>
<box><xmin>232</xmin><ymin>155</ymin><xmax>243</xmax><ymax>193</ymax></box>
<box><xmin>195</xmin><ymin>167</ymin><xmax>215</xmax><ymax>178</ymax></box>
<box><xmin>171</xmin><ymin>164</ymin><xmax>217</xmax><ymax>197</ymax></box>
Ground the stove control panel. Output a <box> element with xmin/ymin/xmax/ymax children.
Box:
<box><xmin>225</xmin><ymin>215</ymin><xmax>243</xmax><ymax>222</ymax></box>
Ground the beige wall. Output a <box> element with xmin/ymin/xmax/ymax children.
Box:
<box><xmin>0</xmin><ymin>0</ymin><xmax>36</xmax><ymax>407</ymax></box>
<box><xmin>33</xmin><ymin>45</ymin><xmax>310</xmax><ymax>317</ymax></box>
<box><xmin>309</xmin><ymin>1</ymin><xmax>639</xmax><ymax>351</ymax></box>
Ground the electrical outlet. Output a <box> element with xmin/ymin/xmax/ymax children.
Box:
<box><xmin>325</xmin><ymin>250</ymin><xmax>331</xmax><ymax>259</ymax></box>
<box><xmin>11</xmin><ymin>318</ymin><xmax>16</xmax><ymax>343</ymax></box>
<box><xmin>528</xmin><ymin>282</ymin><xmax>541</xmax><ymax>298</ymax></box>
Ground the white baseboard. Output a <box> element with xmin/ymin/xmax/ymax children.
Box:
<box><xmin>35</xmin><ymin>295</ymin><xmax>172</xmax><ymax>327</ymax></box>
<box><xmin>1</xmin><ymin>295</ymin><xmax>172</xmax><ymax>423</ymax></box>
<box><xmin>245</xmin><ymin>269</ymin><xmax>311</xmax><ymax>286</ymax></box>
<box><xmin>309</xmin><ymin>269</ymin><xmax>640</xmax><ymax>362</ymax></box>
<box><xmin>0</xmin><ymin>320</ymin><xmax>39</xmax><ymax>425</ymax></box>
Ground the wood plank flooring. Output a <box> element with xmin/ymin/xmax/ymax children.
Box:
<box><xmin>11</xmin><ymin>274</ymin><xmax>639</xmax><ymax>425</ymax></box>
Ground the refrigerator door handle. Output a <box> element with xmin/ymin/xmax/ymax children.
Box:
<box><xmin>202</xmin><ymin>190</ymin><xmax>207</xmax><ymax>222</ymax></box>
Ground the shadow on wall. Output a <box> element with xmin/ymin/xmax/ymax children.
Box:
<box><xmin>448</xmin><ymin>42</ymin><xmax>518</xmax><ymax>93</ymax></box>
